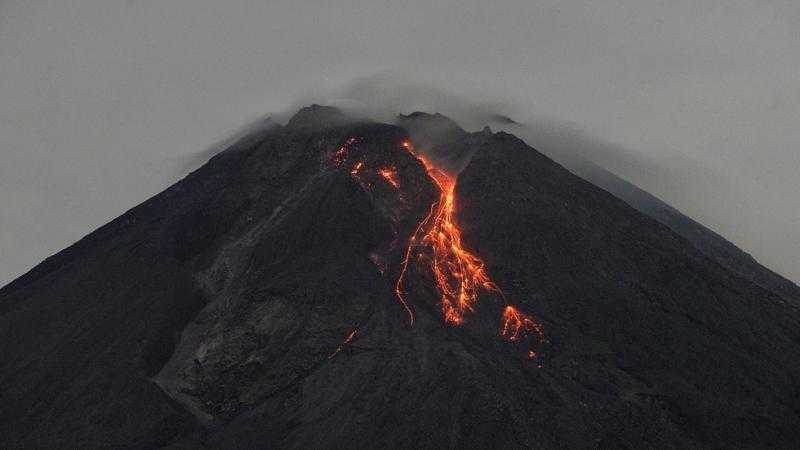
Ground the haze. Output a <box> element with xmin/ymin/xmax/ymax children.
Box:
<box><xmin>1</xmin><ymin>0</ymin><xmax>798</xmax><ymax>285</ymax></box>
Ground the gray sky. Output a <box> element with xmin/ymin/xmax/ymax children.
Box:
<box><xmin>1</xmin><ymin>0</ymin><xmax>798</xmax><ymax>286</ymax></box>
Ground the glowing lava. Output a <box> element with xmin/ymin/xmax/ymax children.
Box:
<box><xmin>333</xmin><ymin>137</ymin><xmax>547</xmax><ymax>361</ymax></box>
<box><xmin>396</xmin><ymin>140</ymin><xmax>547</xmax><ymax>358</ymax></box>
<box><xmin>396</xmin><ymin>148</ymin><xmax>500</xmax><ymax>325</ymax></box>
<box><xmin>328</xmin><ymin>328</ymin><xmax>357</xmax><ymax>359</ymax></box>
<box><xmin>333</xmin><ymin>137</ymin><xmax>358</xmax><ymax>166</ymax></box>
<box><xmin>500</xmin><ymin>306</ymin><xmax>545</xmax><ymax>343</ymax></box>
<box><xmin>378</xmin><ymin>166</ymin><xmax>401</xmax><ymax>189</ymax></box>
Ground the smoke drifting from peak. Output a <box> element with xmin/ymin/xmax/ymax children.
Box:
<box><xmin>285</xmin><ymin>74</ymin><xmax>800</xmax><ymax>285</ymax></box>
<box><xmin>288</xmin><ymin>73</ymin><xmax>518</xmax><ymax>132</ymax></box>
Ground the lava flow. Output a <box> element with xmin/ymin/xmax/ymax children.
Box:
<box><xmin>395</xmin><ymin>142</ymin><xmax>501</xmax><ymax>325</ymax></box>
<box><xmin>500</xmin><ymin>306</ymin><xmax>546</xmax><ymax>350</ymax></box>
<box><xmin>378</xmin><ymin>166</ymin><xmax>401</xmax><ymax>189</ymax></box>
<box><xmin>396</xmin><ymin>140</ymin><xmax>546</xmax><ymax>356</ymax></box>
<box><xmin>332</xmin><ymin>136</ymin><xmax>547</xmax><ymax>359</ymax></box>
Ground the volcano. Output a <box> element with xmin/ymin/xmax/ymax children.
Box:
<box><xmin>2</xmin><ymin>105</ymin><xmax>799</xmax><ymax>449</ymax></box>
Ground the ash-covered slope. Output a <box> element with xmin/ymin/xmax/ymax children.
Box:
<box><xmin>1</xmin><ymin>106</ymin><xmax>799</xmax><ymax>449</ymax></box>
<box><xmin>490</xmin><ymin>117</ymin><xmax>800</xmax><ymax>304</ymax></box>
<box><xmin>560</xmin><ymin>156</ymin><xmax>800</xmax><ymax>305</ymax></box>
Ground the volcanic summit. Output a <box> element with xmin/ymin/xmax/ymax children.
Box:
<box><xmin>2</xmin><ymin>105</ymin><xmax>799</xmax><ymax>449</ymax></box>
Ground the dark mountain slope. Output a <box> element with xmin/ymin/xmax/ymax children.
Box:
<box><xmin>1</xmin><ymin>107</ymin><xmax>799</xmax><ymax>449</ymax></box>
<box><xmin>455</xmin><ymin>132</ymin><xmax>800</xmax><ymax>447</ymax></box>
<box><xmin>492</xmin><ymin>119</ymin><xmax>800</xmax><ymax>304</ymax></box>
<box><xmin>563</xmin><ymin>158</ymin><xmax>800</xmax><ymax>304</ymax></box>
<box><xmin>0</xmin><ymin>107</ymin><xmax>435</xmax><ymax>448</ymax></box>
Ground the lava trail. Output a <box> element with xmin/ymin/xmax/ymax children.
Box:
<box><xmin>328</xmin><ymin>328</ymin><xmax>358</xmax><ymax>359</ymax></box>
<box><xmin>332</xmin><ymin>136</ymin><xmax>546</xmax><ymax>358</ymax></box>
<box><xmin>395</xmin><ymin>141</ymin><xmax>501</xmax><ymax>325</ymax></box>
<box><xmin>500</xmin><ymin>305</ymin><xmax>547</xmax><ymax>357</ymax></box>
<box><xmin>395</xmin><ymin>140</ymin><xmax>546</xmax><ymax>353</ymax></box>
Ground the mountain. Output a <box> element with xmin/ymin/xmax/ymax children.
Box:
<box><xmin>2</xmin><ymin>106</ymin><xmax>799</xmax><ymax>449</ymax></box>
<box><xmin>563</xmin><ymin>158</ymin><xmax>800</xmax><ymax>304</ymax></box>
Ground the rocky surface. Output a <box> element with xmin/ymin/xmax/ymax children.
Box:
<box><xmin>1</xmin><ymin>106</ymin><xmax>799</xmax><ymax>448</ymax></box>
<box><xmin>563</xmin><ymin>157</ymin><xmax>800</xmax><ymax>305</ymax></box>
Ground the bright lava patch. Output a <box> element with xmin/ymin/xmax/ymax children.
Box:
<box><xmin>396</xmin><ymin>140</ymin><xmax>547</xmax><ymax>359</ymax></box>
<box><xmin>333</xmin><ymin>137</ymin><xmax>547</xmax><ymax>361</ymax></box>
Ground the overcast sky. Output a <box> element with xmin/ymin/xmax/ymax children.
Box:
<box><xmin>1</xmin><ymin>0</ymin><xmax>798</xmax><ymax>285</ymax></box>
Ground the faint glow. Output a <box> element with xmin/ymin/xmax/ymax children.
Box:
<box><xmin>328</xmin><ymin>328</ymin><xmax>358</xmax><ymax>359</ymax></box>
<box><xmin>500</xmin><ymin>305</ymin><xmax>545</xmax><ymax>342</ymax></box>
<box><xmin>378</xmin><ymin>166</ymin><xmax>401</xmax><ymax>189</ymax></box>
<box><xmin>350</xmin><ymin>161</ymin><xmax>364</xmax><ymax>176</ymax></box>
<box><xmin>338</xmin><ymin>137</ymin><xmax>547</xmax><ymax>362</ymax></box>
<box><xmin>333</xmin><ymin>137</ymin><xmax>358</xmax><ymax>167</ymax></box>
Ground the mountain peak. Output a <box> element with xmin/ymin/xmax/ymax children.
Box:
<box><xmin>397</xmin><ymin>111</ymin><xmax>467</xmax><ymax>148</ymax></box>
<box><xmin>286</xmin><ymin>104</ymin><xmax>350</xmax><ymax>130</ymax></box>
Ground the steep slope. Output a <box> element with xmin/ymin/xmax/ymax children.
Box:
<box><xmin>454</xmin><ymin>132</ymin><xmax>800</xmax><ymax>447</ymax></box>
<box><xmin>0</xmin><ymin>106</ymin><xmax>435</xmax><ymax>448</ymax></box>
<box><xmin>562</xmin><ymin>158</ymin><xmax>800</xmax><ymax>305</ymax></box>
<box><xmin>1</xmin><ymin>106</ymin><xmax>799</xmax><ymax>449</ymax></box>
<box><xmin>491</xmin><ymin>118</ymin><xmax>800</xmax><ymax>304</ymax></box>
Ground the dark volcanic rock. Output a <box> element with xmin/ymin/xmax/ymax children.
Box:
<box><xmin>566</xmin><ymin>158</ymin><xmax>800</xmax><ymax>304</ymax></box>
<box><xmin>455</xmin><ymin>132</ymin><xmax>800</xmax><ymax>448</ymax></box>
<box><xmin>1</xmin><ymin>107</ymin><xmax>799</xmax><ymax>449</ymax></box>
<box><xmin>286</xmin><ymin>104</ymin><xmax>352</xmax><ymax>130</ymax></box>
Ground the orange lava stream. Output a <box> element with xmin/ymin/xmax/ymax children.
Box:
<box><xmin>333</xmin><ymin>137</ymin><xmax>358</xmax><ymax>167</ymax></box>
<box><xmin>337</xmin><ymin>137</ymin><xmax>546</xmax><ymax>361</ymax></box>
<box><xmin>395</xmin><ymin>141</ymin><xmax>502</xmax><ymax>325</ymax></box>
<box><xmin>378</xmin><ymin>166</ymin><xmax>401</xmax><ymax>189</ymax></box>
<box><xmin>350</xmin><ymin>161</ymin><xmax>364</xmax><ymax>176</ymax></box>
<box><xmin>500</xmin><ymin>306</ymin><xmax>545</xmax><ymax>343</ymax></box>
